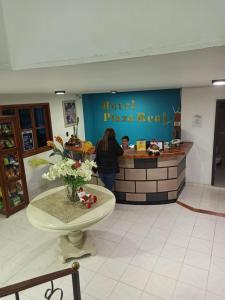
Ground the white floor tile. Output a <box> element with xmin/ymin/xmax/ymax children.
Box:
<box><xmin>210</xmin><ymin>256</ymin><xmax>225</xmax><ymax>274</ymax></box>
<box><xmin>130</xmin><ymin>250</ymin><xmax>158</xmax><ymax>272</ymax></box>
<box><xmin>178</xmin><ymin>264</ymin><xmax>208</xmax><ymax>289</ymax></box>
<box><xmin>122</xmin><ymin>231</ymin><xmax>146</xmax><ymax>248</ymax></box>
<box><xmin>207</xmin><ymin>270</ymin><xmax>225</xmax><ymax>298</ymax></box>
<box><xmin>79</xmin><ymin>255</ymin><xmax>106</xmax><ymax>273</ymax></box>
<box><xmin>85</xmin><ymin>273</ymin><xmax>117</xmax><ymax>300</ymax></box>
<box><xmin>212</xmin><ymin>241</ymin><xmax>225</xmax><ymax>258</ymax></box>
<box><xmin>205</xmin><ymin>291</ymin><xmax>225</xmax><ymax>300</ymax></box>
<box><xmin>160</xmin><ymin>243</ymin><xmax>186</xmax><ymax>263</ymax></box>
<box><xmin>93</xmin><ymin>237</ymin><xmax>118</xmax><ymax>257</ymax></box>
<box><xmin>173</xmin><ymin>281</ymin><xmax>205</xmax><ymax>300</ymax></box>
<box><xmin>98</xmin><ymin>258</ymin><xmax>128</xmax><ymax>280</ymax></box>
<box><xmin>140</xmin><ymin>292</ymin><xmax>165</xmax><ymax>300</ymax></box>
<box><xmin>147</xmin><ymin>226</ymin><xmax>171</xmax><ymax>242</ymax></box>
<box><xmin>188</xmin><ymin>237</ymin><xmax>213</xmax><ymax>255</ymax></box>
<box><xmin>140</xmin><ymin>236</ymin><xmax>165</xmax><ymax>256</ymax></box>
<box><xmin>184</xmin><ymin>249</ymin><xmax>211</xmax><ymax>270</ymax></box>
<box><xmin>82</xmin><ymin>293</ymin><xmax>99</xmax><ymax>300</ymax></box>
<box><xmin>192</xmin><ymin>224</ymin><xmax>215</xmax><ymax>241</ymax></box>
<box><xmin>109</xmin><ymin>282</ymin><xmax>142</xmax><ymax>300</ymax></box>
<box><xmin>120</xmin><ymin>265</ymin><xmax>151</xmax><ymax>290</ymax></box>
<box><xmin>153</xmin><ymin>256</ymin><xmax>182</xmax><ymax>280</ymax></box>
<box><xmin>79</xmin><ymin>267</ymin><xmax>95</xmax><ymax>291</ymax></box>
<box><xmin>110</xmin><ymin>243</ymin><xmax>138</xmax><ymax>264</ymax></box>
<box><xmin>145</xmin><ymin>273</ymin><xmax>176</xmax><ymax>300</ymax></box>
<box><xmin>167</xmin><ymin>230</ymin><xmax>190</xmax><ymax>248</ymax></box>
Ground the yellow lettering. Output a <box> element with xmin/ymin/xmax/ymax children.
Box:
<box><xmin>155</xmin><ymin>115</ymin><xmax>161</xmax><ymax>122</ymax></box>
<box><xmin>131</xmin><ymin>99</ymin><xmax>135</xmax><ymax>109</ymax></box>
<box><xmin>104</xmin><ymin>113</ymin><xmax>110</xmax><ymax>121</ymax></box>
<box><xmin>116</xmin><ymin>116</ymin><xmax>120</xmax><ymax>122</ymax></box>
<box><xmin>122</xmin><ymin>116</ymin><xmax>127</xmax><ymax>122</ymax></box>
<box><xmin>137</xmin><ymin>112</ymin><xmax>146</xmax><ymax>122</ymax></box>
<box><xmin>102</xmin><ymin>101</ymin><xmax>110</xmax><ymax>110</ymax></box>
<box><xmin>128</xmin><ymin>115</ymin><xmax>134</xmax><ymax>122</ymax></box>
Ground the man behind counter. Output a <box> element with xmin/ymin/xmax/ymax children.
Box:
<box><xmin>121</xmin><ymin>136</ymin><xmax>131</xmax><ymax>150</ymax></box>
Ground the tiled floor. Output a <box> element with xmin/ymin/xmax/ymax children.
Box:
<box><xmin>179</xmin><ymin>183</ymin><xmax>225</xmax><ymax>214</ymax></box>
<box><xmin>1</xmin><ymin>183</ymin><xmax>225</xmax><ymax>299</ymax></box>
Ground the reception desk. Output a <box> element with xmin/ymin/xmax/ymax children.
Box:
<box><xmin>68</xmin><ymin>142</ymin><xmax>193</xmax><ymax>205</ymax></box>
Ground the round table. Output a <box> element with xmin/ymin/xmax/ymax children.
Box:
<box><xmin>26</xmin><ymin>184</ymin><xmax>115</xmax><ymax>263</ymax></box>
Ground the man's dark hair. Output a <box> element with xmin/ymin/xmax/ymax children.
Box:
<box><xmin>122</xmin><ymin>136</ymin><xmax>129</xmax><ymax>141</ymax></box>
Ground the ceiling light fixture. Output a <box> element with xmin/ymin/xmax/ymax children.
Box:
<box><xmin>55</xmin><ymin>90</ymin><xmax>66</xmax><ymax>95</ymax></box>
<box><xmin>212</xmin><ymin>80</ymin><xmax>225</xmax><ymax>86</ymax></box>
<box><xmin>111</xmin><ymin>91</ymin><xmax>117</xmax><ymax>94</ymax></box>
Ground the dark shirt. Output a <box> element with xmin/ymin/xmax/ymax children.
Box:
<box><xmin>95</xmin><ymin>138</ymin><xmax>124</xmax><ymax>173</ymax></box>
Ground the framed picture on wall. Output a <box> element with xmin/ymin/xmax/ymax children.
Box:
<box><xmin>22</xmin><ymin>130</ymin><xmax>34</xmax><ymax>151</ymax></box>
<box><xmin>62</xmin><ymin>100</ymin><xmax>76</xmax><ymax>127</ymax></box>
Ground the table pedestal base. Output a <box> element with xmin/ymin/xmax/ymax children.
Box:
<box><xmin>58</xmin><ymin>231</ymin><xmax>96</xmax><ymax>263</ymax></box>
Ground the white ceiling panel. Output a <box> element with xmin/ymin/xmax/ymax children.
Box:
<box><xmin>0</xmin><ymin>46</ymin><xmax>224</xmax><ymax>94</ymax></box>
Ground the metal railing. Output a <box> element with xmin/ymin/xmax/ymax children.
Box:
<box><xmin>0</xmin><ymin>262</ymin><xmax>81</xmax><ymax>300</ymax></box>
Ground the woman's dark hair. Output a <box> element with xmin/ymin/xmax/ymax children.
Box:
<box><xmin>122</xmin><ymin>135</ymin><xmax>129</xmax><ymax>141</ymax></box>
<box><xmin>99</xmin><ymin>128</ymin><xmax>116</xmax><ymax>151</ymax></box>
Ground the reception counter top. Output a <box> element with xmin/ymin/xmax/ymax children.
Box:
<box><xmin>122</xmin><ymin>142</ymin><xmax>193</xmax><ymax>159</ymax></box>
<box><xmin>68</xmin><ymin>142</ymin><xmax>193</xmax><ymax>205</ymax></box>
<box><xmin>66</xmin><ymin>142</ymin><xmax>193</xmax><ymax>159</ymax></box>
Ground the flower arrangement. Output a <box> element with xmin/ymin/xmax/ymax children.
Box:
<box><xmin>77</xmin><ymin>187</ymin><xmax>98</xmax><ymax>208</ymax></box>
<box><xmin>29</xmin><ymin>136</ymin><xmax>97</xmax><ymax>202</ymax></box>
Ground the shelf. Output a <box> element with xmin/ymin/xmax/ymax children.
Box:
<box><xmin>0</xmin><ymin>115</ymin><xmax>29</xmax><ymax>217</ymax></box>
<box><xmin>0</xmin><ymin>133</ymin><xmax>14</xmax><ymax>137</ymax></box>
<box><xmin>6</xmin><ymin>176</ymin><xmax>21</xmax><ymax>183</ymax></box>
<box><xmin>10</xmin><ymin>200</ymin><xmax>24</xmax><ymax>208</ymax></box>
<box><xmin>4</xmin><ymin>162</ymin><xmax>19</xmax><ymax>167</ymax></box>
<box><xmin>0</xmin><ymin>147</ymin><xmax>17</xmax><ymax>154</ymax></box>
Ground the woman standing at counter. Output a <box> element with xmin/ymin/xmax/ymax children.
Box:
<box><xmin>95</xmin><ymin>128</ymin><xmax>124</xmax><ymax>191</ymax></box>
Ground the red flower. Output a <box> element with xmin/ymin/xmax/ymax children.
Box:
<box><xmin>82</xmin><ymin>195</ymin><xmax>88</xmax><ymax>201</ymax></box>
<box><xmin>86</xmin><ymin>203</ymin><xmax>91</xmax><ymax>209</ymax></box>
<box><xmin>93</xmin><ymin>195</ymin><xmax>97</xmax><ymax>203</ymax></box>
<box><xmin>71</xmin><ymin>161</ymin><xmax>81</xmax><ymax>169</ymax></box>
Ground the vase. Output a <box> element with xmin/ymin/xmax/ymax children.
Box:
<box><xmin>66</xmin><ymin>185</ymin><xmax>80</xmax><ymax>202</ymax></box>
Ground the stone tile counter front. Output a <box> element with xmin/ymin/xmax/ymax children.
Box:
<box><xmin>91</xmin><ymin>142</ymin><xmax>193</xmax><ymax>205</ymax></box>
<box><xmin>67</xmin><ymin>142</ymin><xmax>193</xmax><ymax>205</ymax></box>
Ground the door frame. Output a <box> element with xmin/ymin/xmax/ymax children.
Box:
<box><xmin>211</xmin><ymin>99</ymin><xmax>225</xmax><ymax>185</ymax></box>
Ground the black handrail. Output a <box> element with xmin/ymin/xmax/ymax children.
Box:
<box><xmin>0</xmin><ymin>262</ymin><xmax>81</xmax><ymax>300</ymax></box>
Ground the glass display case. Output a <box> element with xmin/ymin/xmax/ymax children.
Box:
<box><xmin>0</xmin><ymin>116</ymin><xmax>29</xmax><ymax>217</ymax></box>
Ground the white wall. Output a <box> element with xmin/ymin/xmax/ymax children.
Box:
<box><xmin>0</xmin><ymin>93</ymin><xmax>84</xmax><ymax>198</ymax></box>
<box><xmin>181</xmin><ymin>86</ymin><xmax>225</xmax><ymax>185</ymax></box>
<box><xmin>0</xmin><ymin>1</ymin><xmax>10</xmax><ymax>69</ymax></box>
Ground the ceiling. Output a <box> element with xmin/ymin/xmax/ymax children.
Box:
<box><xmin>0</xmin><ymin>0</ymin><xmax>225</xmax><ymax>94</ymax></box>
<box><xmin>0</xmin><ymin>46</ymin><xmax>225</xmax><ymax>94</ymax></box>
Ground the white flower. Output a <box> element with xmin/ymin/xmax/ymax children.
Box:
<box><xmin>42</xmin><ymin>158</ymin><xmax>96</xmax><ymax>184</ymax></box>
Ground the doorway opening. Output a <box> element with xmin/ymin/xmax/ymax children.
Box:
<box><xmin>212</xmin><ymin>100</ymin><xmax>225</xmax><ymax>187</ymax></box>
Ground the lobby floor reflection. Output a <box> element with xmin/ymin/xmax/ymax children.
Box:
<box><xmin>178</xmin><ymin>183</ymin><xmax>225</xmax><ymax>216</ymax></box>
<box><xmin>1</xmin><ymin>183</ymin><xmax>225</xmax><ymax>299</ymax></box>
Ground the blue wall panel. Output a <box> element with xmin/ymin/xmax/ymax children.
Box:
<box><xmin>82</xmin><ymin>89</ymin><xmax>181</xmax><ymax>145</ymax></box>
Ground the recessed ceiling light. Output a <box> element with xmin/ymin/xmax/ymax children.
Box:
<box><xmin>111</xmin><ymin>91</ymin><xmax>117</xmax><ymax>94</ymax></box>
<box><xmin>55</xmin><ymin>90</ymin><xmax>65</xmax><ymax>95</ymax></box>
<box><xmin>212</xmin><ymin>80</ymin><xmax>225</xmax><ymax>86</ymax></box>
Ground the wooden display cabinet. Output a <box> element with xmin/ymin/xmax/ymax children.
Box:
<box><xmin>0</xmin><ymin>116</ymin><xmax>29</xmax><ymax>217</ymax></box>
